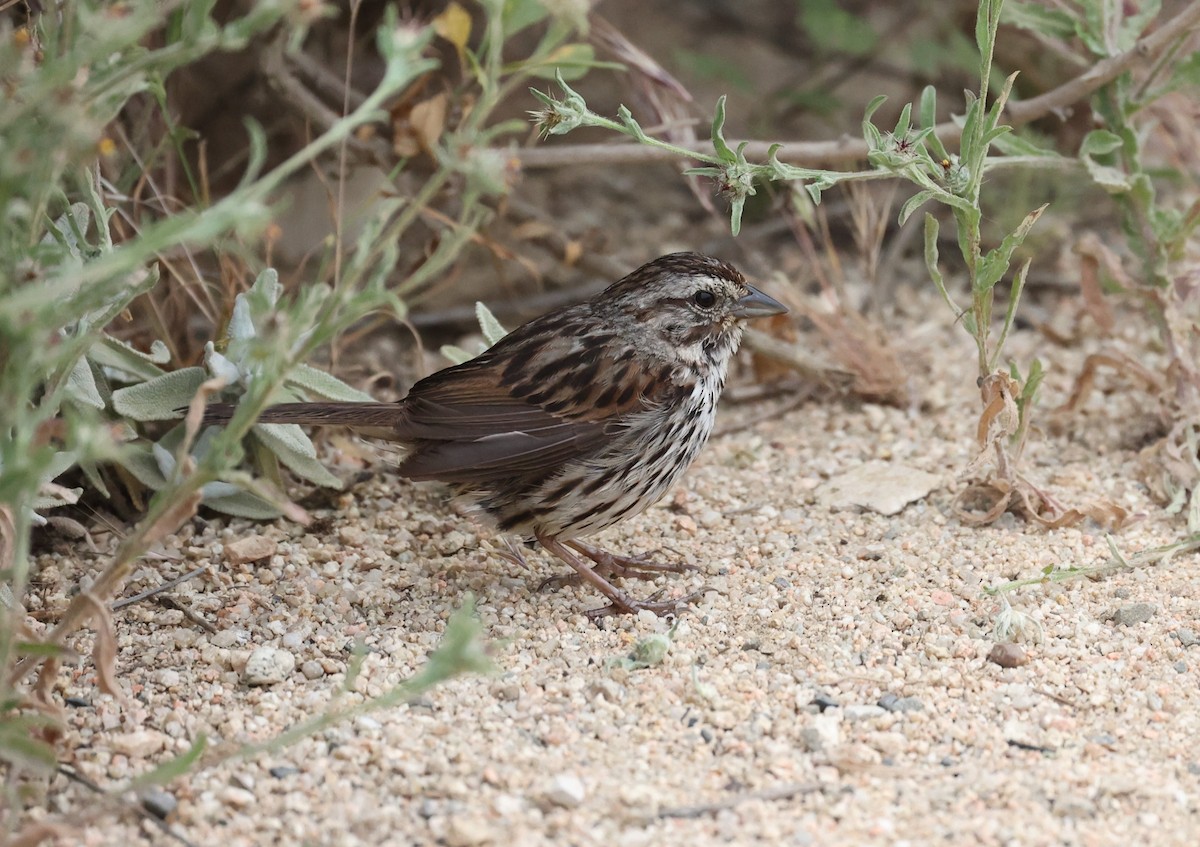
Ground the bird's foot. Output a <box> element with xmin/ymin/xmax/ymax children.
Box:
<box><xmin>583</xmin><ymin>587</ymin><xmax>713</xmax><ymax>620</ymax></box>
<box><xmin>566</xmin><ymin>539</ymin><xmax>697</xmax><ymax>580</ymax></box>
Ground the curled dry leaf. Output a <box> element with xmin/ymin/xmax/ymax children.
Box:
<box><xmin>975</xmin><ymin>371</ymin><xmax>1020</xmax><ymax>451</ymax></box>
<box><xmin>81</xmin><ymin>592</ymin><xmax>123</xmax><ymax>700</ymax></box>
<box><xmin>1058</xmin><ymin>352</ymin><xmax>1163</xmax><ymax>413</ymax></box>
<box><xmin>1073</xmin><ymin>232</ymin><xmax>1122</xmax><ymax>332</ymax></box>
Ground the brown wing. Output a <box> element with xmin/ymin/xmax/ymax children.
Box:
<box><xmin>394</xmin><ymin>328</ymin><xmax>681</xmax><ymax>484</ymax></box>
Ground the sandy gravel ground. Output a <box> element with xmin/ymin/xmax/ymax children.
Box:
<box><xmin>23</xmin><ymin>289</ymin><xmax>1200</xmax><ymax>846</ymax></box>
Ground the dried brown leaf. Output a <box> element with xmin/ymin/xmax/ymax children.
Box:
<box><xmin>1073</xmin><ymin>233</ymin><xmax>1120</xmax><ymax>332</ymax></box>
<box><xmin>976</xmin><ymin>371</ymin><xmax>1020</xmax><ymax>448</ymax></box>
<box><xmin>409</xmin><ymin>93</ymin><xmax>448</xmax><ymax>155</ymax></box>
<box><xmin>81</xmin><ymin>592</ymin><xmax>123</xmax><ymax>699</ymax></box>
<box><xmin>1059</xmin><ymin>352</ymin><xmax>1164</xmax><ymax>412</ymax></box>
<box><xmin>11</xmin><ymin>822</ymin><xmax>79</xmax><ymax>847</ymax></box>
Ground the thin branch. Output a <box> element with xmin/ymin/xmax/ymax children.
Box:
<box><xmin>111</xmin><ymin>564</ymin><xmax>210</xmax><ymax>611</ymax></box>
<box><xmin>514</xmin><ymin>2</ymin><xmax>1200</xmax><ymax>170</ymax></box>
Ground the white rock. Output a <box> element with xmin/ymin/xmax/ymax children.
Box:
<box><xmin>816</xmin><ymin>461</ymin><xmax>942</xmax><ymax>516</ymax></box>
<box><xmin>110</xmin><ymin>729</ymin><xmax>168</xmax><ymax>758</ymax></box>
<box><xmin>243</xmin><ymin>646</ymin><xmax>296</xmax><ymax>686</ymax></box>
<box><xmin>445</xmin><ymin>815</ymin><xmax>494</xmax><ymax>847</ymax></box>
<box><xmin>541</xmin><ymin>773</ymin><xmax>586</xmax><ymax>809</ymax></box>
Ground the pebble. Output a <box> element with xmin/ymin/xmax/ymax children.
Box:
<box><xmin>988</xmin><ymin>642</ymin><xmax>1029</xmax><ymax>668</ymax></box>
<box><xmin>243</xmin><ymin>646</ymin><xmax>296</xmax><ymax>685</ymax></box>
<box><xmin>110</xmin><ymin>729</ymin><xmax>168</xmax><ymax>758</ymax></box>
<box><xmin>540</xmin><ymin>774</ymin><xmax>586</xmax><ymax>809</ymax></box>
<box><xmin>844</xmin><ymin>704</ymin><xmax>887</xmax><ymax>721</ymax></box>
<box><xmin>1175</xmin><ymin>627</ymin><xmax>1198</xmax><ymax>648</ymax></box>
<box><xmin>224</xmin><ymin>535</ymin><xmax>276</xmax><ymax>565</ymax></box>
<box><xmin>445</xmin><ymin>815</ymin><xmax>494</xmax><ymax>847</ymax></box>
<box><xmin>211</xmin><ymin>629</ymin><xmax>247</xmax><ymax>648</ymax></box>
<box><xmin>878</xmin><ymin>693</ymin><xmax>924</xmax><ymax>713</ymax></box>
<box><xmin>141</xmin><ymin>788</ymin><xmax>177</xmax><ymax>820</ymax></box>
<box><xmin>300</xmin><ymin>660</ymin><xmax>326</xmax><ymax>680</ymax></box>
<box><xmin>1111</xmin><ymin>603</ymin><xmax>1156</xmax><ymax>626</ymax></box>
<box><xmin>221</xmin><ymin>786</ymin><xmax>256</xmax><ymax>809</ymax></box>
<box><xmin>811</xmin><ymin>693</ymin><xmax>840</xmax><ymax>712</ymax></box>
<box><xmin>269</xmin><ymin>765</ymin><xmax>299</xmax><ymax>779</ymax></box>
<box><xmin>1052</xmin><ymin>795</ymin><xmax>1096</xmax><ymax>819</ymax></box>
<box><xmin>800</xmin><ymin>712</ymin><xmax>842</xmax><ymax>752</ymax></box>
<box><xmin>1174</xmin><ymin>661</ymin><xmax>1188</xmax><ymax>674</ymax></box>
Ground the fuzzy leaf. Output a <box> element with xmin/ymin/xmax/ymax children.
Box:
<box><xmin>66</xmin><ymin>356</ymin><xmax>106</xmax><ymax>409</ymax></box>
<box><xmin>440</xmin><ymin>344</ymin><xmax>475</xmax><ymax>365</ymax></box>
<box><xmin>251</xmin><ymin>426</ymin><xmax>343</xmax><ymax>488</ymax></box>
<box><xmin>118</xmin><ymin>443</ymin><xmax>170</xmax><ymax>490</ymax></box>
<box><xmin>1002</xmin><ymin>1</ymin><xmax>1076</xmax><ymax>38</ymax></box>
<box><xmin>475</xmin><ymin>301</ymin><xmax>508</xmax><ymax>346</ymax></box>
<box><xmin>112</xmin><ymin>367</ymin><xmax>208</xmax><ymax>421</ymax></box>
<box><xmin>285</xmin><ymin>364</ymin><xmax>374</xmax><ymax>402</ymax></box>
<box><xmin>710</xmin><ymin>96</ymin><xmax>734</xmax><ymax>162</ymax></box>
<box><xmin>202</xmin><ymin>488</ymin><xmax>284</xmax><ymax>519</ymax></box>
<box><xmin>91</xmin><ymin>336</ymin><xmax>170</xmax><ymax>382</ymax></box>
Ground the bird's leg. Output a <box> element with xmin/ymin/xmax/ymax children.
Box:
<box><xmin>566</xmin><ymin>539</ymin><xmax>697</xmax><ymax>579</ymax></box>
<box><xmin>535</xmin><ymin>539</ymin><xmax>689</xmax><ymax>592</ymax></box>
<box><xmin>538</xmin><ymin>535</ymin><xmax>708</xmax><ymax>619</ymax></box>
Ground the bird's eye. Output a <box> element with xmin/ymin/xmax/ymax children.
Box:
<box><xmin>692</xmin><ymin>290</ymin><xmax>717</xmax><ymax>308</ymax></box>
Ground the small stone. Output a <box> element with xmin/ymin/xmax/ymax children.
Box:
<box><xmin>445</xmin><ymin>815</ymin><xmax>494</xmax><ymax>847</ymax></box>
<box><xmin>878</xmin><ymin>693</ymin><xmax>924</xmax><ymax>713</ymax></box>
<box><xmin>64</xmin><ymin>697</ymin><xmax>90</xmax><ymax>708</ymax></box>
<box><xmin>211</xmin><ymin>629</ymin><xmax>247</xmax><ymax>648</ymax></box>
<box><xmin>1174</xmin><ymin>660</ymin><xmax>1188</xmax><ymax>674</ymax></box>
<box><xmin>1052</xmin><ymin>794</ymin><xmax>1096</xmax><ymax>819</ymax></box>
<box><xmin>816</xmin><ymin>461</ymin><xmax>941</xmax><ymax>516</ymax></box>
<box><xmin>269</xmin><ymin>765</ymin><xmax>299</xmax><ymax>779</ymax></box>
<box><xmin>844</xmin><ymin>704</ymin><xmax>886</xmax><ymax>721</ymax></box>
<box><xmin>541</xmin><ymin>774</ymin><xmax>586</xmax><ymax>809</ymax></box>
<box><xmin>110</xmin><ymin>729</ymin><xmax>168</xmax><ymax>758</ymax></box>
<box><xmin>1175</xmin><ymin>627</ymin><xmax>1198</xmax><ymax>648</ymax></box>
<box><xmin>812</xmin><ymin>693</ymin><xmax>840</xmax><ymax>712</ymax></box>
<box><xmin>141</xmin><ymin>789</ymin><xmax>177</xmax><ymax>820</ymax></box>
<box><xmin>231</xmin><ymin>772</ymin><xmax>256</xmax><ymax>791</ymax></box>
<box><xmin>1111</xmin><ymin>603</ymin><xmax>1156</xmax><ymax>626</ymax></box>
<box><xmin>300</xmin><ymin>660</ymin><xmax>326</xmax><ymax>680</ymax></box>
<box><xmin>224</xmin><ymin>535</ymin><xmax>276</xmax><ymax>565</ymax></box>
<box><xmin>988</xmin><ymin>642</ymin><xmax>1028</xmax><ymax>668</ymax></box>
<box><xmin>243</xmin><ymin>646</ymin><xmax>296</xmax><ymax>685</ymax></box>
<box><xmin>221</xmin><ymin>786</ymin><xmax>255</xmax><ymax>809</ymax></box>
<box><xmin>800</xmin><ymin>712</ymin><xmax>841</xmax><ymax>752</ymax></box>
<box><xmin>438</xmin><ymin>531</ymin><xmax>469</xmax><ymax>556</ymax></box>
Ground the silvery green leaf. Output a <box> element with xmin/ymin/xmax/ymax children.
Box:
<box><xmin>286</xmin><ymin>364</ymin><xmax>374</xmax><ymax>402</ymax></box>
<box><xmin>200</xmin><ymin>481</ymin><xmax>244</xmax><ymax>499</ymax></box>
<box><xmin>440</xmin><ymin>344</ymin><xmax>474</xmax><ymax>365</ymax></box>
<box><xmin>152</xmin><ymin>441</ymin><xmax>178</xmax><ymax>480</ymax></box>
<box><xmin>112</xmin><ymin>367</ymin><xmax>208</xmax><ymax>421</ymax></box>
<box><xmin>41</xmin><ymin>203</ymin><xmax>91</xmax><ymax>258</ymax></box>
<box><xmin>33</xmin><ymin>485</ymin><xmax>82</xmax><ymax>512</ymax></box>
<box><xmin>92</xmin><ymin>336</ymin><xmax>170</xmax><ymax>382</ymax></box>
<box><xmin>251</xmin><ymin>425</ymin><xmax>343</xmax><ymax>488</ymax></box>
<box><xmin>116</xmin><ymin>443</ymin><xmax>169</xmax><ymax>490</ymax></box>
<box><xmin>201</xmin><ymin>488</ymin><xmax>283</xmax><ymax>519</ymax></box>
<box><xmin>475</xmin><ymin>302</ymin><xmax>508</xmax><ymax>347</ymax></box>
<box><xmin>204</xmin><ymin>343</ymin><xmax>242</xmax><ymax>385</ymax></box>
<box><xmin>66</xmin><ymin>356</ymin><xmax>105</xmax><ymax>409</ymax></box>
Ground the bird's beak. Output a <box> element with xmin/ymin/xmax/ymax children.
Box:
<box><xmin>733</xmin><ymin>284</ymin><xmax>788</xmax><ymax>319</ymax></box>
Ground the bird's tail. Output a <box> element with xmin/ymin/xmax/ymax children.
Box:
<box><xmin>201</xmin><ymin>402</ymin><xmax>404</xmax><ymax>430</ymax></box>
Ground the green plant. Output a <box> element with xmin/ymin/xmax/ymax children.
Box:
<box><xmin>531</xmin><ymin>0</ymin><xmax>1058</xmax><ymax>519</ymax></box>
<box><xmin>2</xmin><ymin>0</ymin><xmax>605</xmax><ymax>820</ymax></box>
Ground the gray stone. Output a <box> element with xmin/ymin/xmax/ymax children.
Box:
<box><xmin>1111</xmin><ymin>603</ymin><xmax>1156</xmax><ymax>626</ymax></box>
